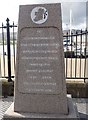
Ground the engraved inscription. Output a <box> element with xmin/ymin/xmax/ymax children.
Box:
<box><xmin>18</xmin><ymin>27</ymin><xmax>62</xmax><ymax>94</ymax></box>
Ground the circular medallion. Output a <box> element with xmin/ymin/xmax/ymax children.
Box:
<box><xmin>31</xmin><ymin>7</ymin><xmax>48</xmax><ymax>24</ymax></box>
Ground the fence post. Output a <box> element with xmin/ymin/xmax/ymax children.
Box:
<box><xmin>6</xmin><ymin>18</ymin><xmax>12</xmax><ymax>82</ymax></box>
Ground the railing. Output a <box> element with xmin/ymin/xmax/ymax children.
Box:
<box><xmin>63</xmin><ymin>30</ymin><xmax>88</xmax><ymax>82</ymax></box>
<box><xmin>0</xmin><ymin>18</ymin><xmax>88</xmax><ymax>82</ymax></box>
<box><xmin>0</xmin><ymin>18</ymin><xmax>17</xmax><ymax>81</ymax></box>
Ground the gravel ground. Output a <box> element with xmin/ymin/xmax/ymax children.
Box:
<box><xmin>0</xmin><ymin>97</ymin><xmax>88</xmax><ymax>120</ymax></box>
<box><xmin>73</xmin><ymin>98</ymin><xmax>88</xmax><ymax>119</ymax></box>
<box><xmin>0</xmin><ymin>97</ymin><xmax>13</xmax><ymax>120</ymax></box>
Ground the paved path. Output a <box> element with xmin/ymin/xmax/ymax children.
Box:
<box><xmin>0</xmin><ymin>97</ymin><xmax>88</xmax><ymax>120</ymax></box>
<box><xmin>73</xmin><ymin>98</ymin><xmax>88</xmax><ymax>119</ymax></box>
<box><xmin>0</xmin><ymin>97</ymin><xmax>13</xmax><ymax>120</ymax></box>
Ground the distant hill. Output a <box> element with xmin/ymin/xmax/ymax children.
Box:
<box><xmin>63</xmin><ymin>29</ymin><xmax>85</xmax><ymax>35</ymax></box>
<box><xmin>0</xmin><ymin>33</ymin><xmax>2</xmax><ymax>41</ymax></box>
<box><xmin>0</xmin><ymin>29</ymin><xmax>85</xmax><ymax>42</ymax></box>
<box><xmin>0</xmin><ymin>32</ymin><xmax>17</xmax><ymax>42</ymax></box>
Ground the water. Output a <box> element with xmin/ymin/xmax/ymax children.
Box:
<box><xmin>0</xmin><ymin>45</ymin><xmax>16</xmax><ymax>55</ymax></box>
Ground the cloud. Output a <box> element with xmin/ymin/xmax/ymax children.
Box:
<box><xmin>62</xmin><ymin>2</ymin><xmax>86</xmax><ymax>29</ymax></box>
<box><xmin>0</xmin><ymin>0</ymin><xmax>87</xmax><ymax>30</ymax></box>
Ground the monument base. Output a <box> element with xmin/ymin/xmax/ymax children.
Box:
<box><xmin>3</xmin><ymin>95</ymin><xmax>79</xmax><ymax>120</ymax></box>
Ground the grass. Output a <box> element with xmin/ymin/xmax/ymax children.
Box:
<box><xmin>0</xmin><ymin>78</ymin><xmax>8</xmax><ymax>96</ymax></box>
<box><xmin>0</xmin><ymin>55</ymin><xmax>1</xmax><ymax>63</ymax></box>
<box><xmin>0</xmin><ymin>55</ymin><xmax>1</xmax><ymax>76</ymax></box>
<box><xmin>0</xmin><ymin>78</ymin><xmax>14</xmax><ymax>97</ymax></box>
<box><xmin>0</xmin><ymin>40</ymin><xmax>17</xmax><ymax>45</ymax></box>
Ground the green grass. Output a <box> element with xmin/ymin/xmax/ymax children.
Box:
<box><xmin>0</xmin><ymin>40</ymin><xmax>17</xmax><ymax>45</ymax></box>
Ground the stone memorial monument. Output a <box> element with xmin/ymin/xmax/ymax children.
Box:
<box><xmin>4</xmin><ymin>3</ymin><xmax>79</xmax><ymax>120</ymax></box>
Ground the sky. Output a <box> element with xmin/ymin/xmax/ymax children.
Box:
<box><xmin>0</xmin><ymin>0</ymin><xmax>87</xmax><ymax>30</ymax></box>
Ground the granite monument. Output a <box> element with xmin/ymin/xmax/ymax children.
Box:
<box><xmin>4</xmin><ymin>3</ymin><xmax>79</xmax><ymax>120</ymax></box>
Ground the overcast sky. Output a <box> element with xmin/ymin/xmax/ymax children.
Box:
<box><xmin>62</xmin><ymin>2</ymin><xmax>86</xmax><ymax>30</ymax></box>
<box><xmin>0</xmin><ymin>0</ymin><xmax>87</xmax><ymax>30</ymax></box>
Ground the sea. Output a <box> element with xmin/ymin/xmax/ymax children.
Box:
<box><xmin>0</xmin><ymin>45</ymin><xmax>16</xmax><ymax>55</ymax></box>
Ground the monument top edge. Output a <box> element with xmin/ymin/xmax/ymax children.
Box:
<box><xmin>19</xmin><ymin>2</ymin><xmax>61</xmax><ymax>6</ymax></box>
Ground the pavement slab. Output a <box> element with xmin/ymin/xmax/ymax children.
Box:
<box><xmin>0</xmin><ymin>97</ymin><xmax>88</xmax><ymax>120</ymax></box>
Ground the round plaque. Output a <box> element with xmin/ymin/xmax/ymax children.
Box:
<box><xmin>31</xmin><ymin>7</ymin><xmax>48</xmax><ymax>24</ymax></box>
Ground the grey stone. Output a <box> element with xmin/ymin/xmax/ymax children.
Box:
<box><xmin>4</xmin><ymin>3</ymin><xmax>79</xmax><ymax>120</ymax></box>
<box><xmin>3</xmin><ymin>96</ymin><xmax>79</xmax><ymax>120</ymax></box>
<box><xmin>14</xmin><ymin>3</ymin><xmax>68</xmax><ymax>114</ymax></box>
